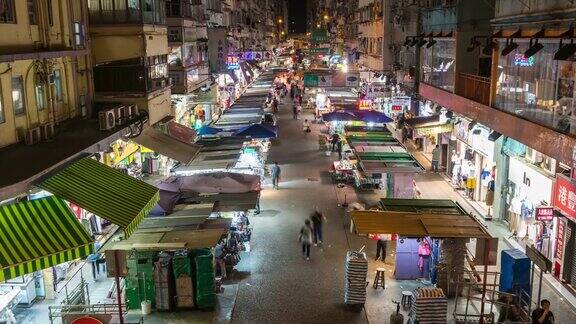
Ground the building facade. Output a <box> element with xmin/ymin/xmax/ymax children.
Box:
<box><xmin>0</xmin><ymin>0</ymin><xmax>91</xmax><ymax>148</ymax></box>
<box><xmin>409</xmin><ymin>0</ymin><xmax>576</xmax><ymax>295</ymax></box>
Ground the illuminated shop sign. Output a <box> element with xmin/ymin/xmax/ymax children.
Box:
<box><xmin>226</xmin><ymin>55</ymin><xmax>240</xmax><ymax>70</ymax></box>
<box><xmin>513</xmin><ymin>54</ymin><xmax>535</xmax><ymax>67</ymax></box>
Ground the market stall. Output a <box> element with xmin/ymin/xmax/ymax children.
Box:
<box><xmin>353</xmin><ymin>151</ymin><xmax>423</xmax><ymax>193</ymax></box>
<box><xmin>350</xmin><ymin>204</ymin><xmax>495</xmax><ymax>321</ymax></box>
<box><xmin>378</xmin><ymin>199</ymin><xmax>469</xmax><ymax>280</ymax></box>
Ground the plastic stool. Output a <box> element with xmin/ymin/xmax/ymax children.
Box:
<box><xmin>372</xmin><ymin>268</ymin><xmax>385</xmax><ymax>289</ymax></box>
<box><xmin>401</xmin><ymin>291</ymin><xmax>413</xmax><ymax>309</ymax></box>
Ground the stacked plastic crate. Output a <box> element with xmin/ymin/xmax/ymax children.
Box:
<box><xmin>344</xmin><ymin>251</ymin><xmax>368</xmax><ymax>305</ymax></box>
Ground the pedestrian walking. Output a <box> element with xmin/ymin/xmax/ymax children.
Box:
<box><xmin>299</xmin><ymin>220</ymin><xmax>313</xmax><ymax>260</ymax></box>
<box><xmin>336</xmin><ymin>140</ymin><xmax>343</xmax><ymax>160</ymax></box>
<box><xmin>331</xmin><ymin>133</ymin><xmax>340</xmax><ymax>151</ymax></box>
<box><xmin>88</xmin><ymin>240</ymin><xmax>102</xmax><ymax>281</ymax></box>
<box><xmin>303</xmin><ymin>119</ymin><xmax>311</xmax><ymax>135</ymax></box>
<box><xmin>531</xmin><ymin>299</ymin><xmax>554</xmax><ymax>324</ymax></box>
<box><xmin>214</xmin><ymin>240</ymin><xmax>227</xmax><ymax>278</ymax></box>
<box><xmin>270</xmin><ymin>161</ymin><xmax>281</xmax><ymax>189</ymax></box>
<box><xmin>292</xmin><ymin>104</ymin><xmax>298</xmax><ymax>120</ymax></box>
<box><xmin>375</xmin><ymin>235</ymin><xmax>387</xmax><ymax>262</ymax></box>
<box><xmin>431</xmin><ymin>144</ymin><xmax>440</xmax><ymax>172</ymax></box>
<box><xmin>310</xmin><ymin>208</ymin><xmax>326</xmax><ymax>245</ymax></box>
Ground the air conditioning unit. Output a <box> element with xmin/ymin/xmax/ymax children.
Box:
<box><xmin>115</xmin><ymin>106</ymin><xmax>127</xmax><ymax>125</ymax></box>
<box><xmin>24</xmin><ymin>127</ymin><xmax>41</xmax><ymax>146</ymax></box>
<box><xmin>126</xmin><ymin>105</ymin><xmax>138</xmax><ymax>119</ymax></box>
<box><xmin>40</xmin><ymin>123</ymin><xmax>55</xmax><ymax>141</ymax></box>
<box><xmin>99</xmin><ymin>108</ymin><xmax>116</xmax><ymax>130</ymax></box>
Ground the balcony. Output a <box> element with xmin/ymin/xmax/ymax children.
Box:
<box><xmin>169</xmin><ymin>64</ymin><xmax>210</xmax><ymax>94</ymax></box>
<box><xmin>165</xmin><ymin>0</ymin><xmax>204</xmax><ymax>21</ymax></box>
<box><xmin>89</xmin><ymin>0</ymin><xmax>166</xmax><ymax>25</ymax></box>
<box><xmin>93</xmin><ymin>56</ymin><xmax>169</xmax><ymax>95</ymax></box>
<box><xmin>455</xmin><ymin>73</ymin><xmax>491</xmax><ymax>107</ymax></box>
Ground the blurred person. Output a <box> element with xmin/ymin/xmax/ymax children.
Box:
<box><xmin>271</xmin><ymin>162</ymin><xmax>281</xmax><ymax>189</ymax></box>
<box><xmin>299</xmin><ymin>220</ymin><xmax>313</xmax><ymax>260</ymax></box>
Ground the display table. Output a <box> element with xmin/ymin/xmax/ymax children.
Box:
<box><xmin>333</xmin><ymin>160</ymin><xmax>354</xmax><ymax>173</ymax></box>
<box><xmin>0</xmin><ymin>289</ymin><xmax>20</xmax><ymax>314</ymax></box>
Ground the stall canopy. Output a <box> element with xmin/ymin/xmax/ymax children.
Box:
<box><xmin>0</xmin><ymin>196</ymin><xmax>94</xmax><ymax>281</ymax></box>
<box><xmin>233</xmin><ymin>124</ymin><xmax>277</xmax><ymax>138</ymax></box>
<box><xmin>106</xmin><ymin>228</ymin><xmax>226</xmax><ymax>251</ymax></box>
<box><xmin>405</xmin><ymin>115</ymin><xmax>453</xmax><ymax>136</ymax></box>
<box><xmin>198</xmin><ymin>125</ymin><xmax>223</xmax><ymax>136</ymax></box>
<box><xmin>351</xmin><ymin>211</ymin><xmax>491</xmax><ymax>238</ymax></box>
<box><xmin>38</xmin><ymin>157</ymin><xmax>160</xmax><ymax>237</ymax></box>
<box><xmin>351</xmin><ymin>110</ymin><xmax>393</xmax><ymax>123</ymax></box>
<box><xmin>322</xmin><ymin>111</ymin><xmax>359</xmax><ymax>122</ymax></box>
<box><xmin>133</xmin><ymin>127</ymin><xmax>201</xmax><ymax>164</ymax></box>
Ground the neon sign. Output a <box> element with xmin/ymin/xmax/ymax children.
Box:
<box><xmin>513</xmin><ymin>54</ymin><xmax>534</xmax><ymax>67</ymax></box>
<box><xmin>226</xmin><ymin>55</ymin><xmax>240</xmax><ymax>70</ymax></box>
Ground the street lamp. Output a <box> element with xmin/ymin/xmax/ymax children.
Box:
<box><xmin>323</xmin><ymin>14</ymin><xmax>329</xmax><ymax>20</ymax></box>
<box><xmin>278</xmin><ymin>18</ymin><xmax>283</xmax><ymax>24</ymax></box>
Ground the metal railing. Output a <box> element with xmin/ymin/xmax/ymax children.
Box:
<box><xmin>456</xmin><ymin>72</ymin><xmax>491</xmax><ymax>106</ymax></box>
<box><xmin>48</xmin><ymin>303</ymin><xmax>128</xmax><ymax>324</ymax></box>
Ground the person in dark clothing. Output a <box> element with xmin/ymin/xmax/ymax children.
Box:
<box><xmin>299</xmin><ymin>220</ymin><xmax>313</xmax><ymax>260</ymax></box>
<box><xmin>336</xmin><ymin>140</ymin><xmax>343</xmax><ymax>160</ymax></box>
<box><xmin>376</xmin><ymin>236</ymin><xmax>387</xmax><ymax>262</ymax></box>
<box><xmin>532</xmin><ymin>299</ymin><xmax>554</xmax><ymax>324</ymax></box>
<box><xmin>290</xmin><ymin>83</ymin><xmax>296</xmax><ymax>99</ymax></box>
<box><xmin>293</xmin><ymin>104</ymin><xmax>298</xmax><ymax>120</ymax></box>
<box><xmin>331</xmin><ymin>134</ymin><xmax>340</xmax><ymax>152</ymax></box>
<box><xmin>310</xmin><ymin>208</ymin><xmax>325</xmax><ymax>245</ymax></box>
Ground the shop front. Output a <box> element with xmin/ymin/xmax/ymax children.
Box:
<box><xmin>503</xmin><ymin>155</ymin><xmax>555</xmax><ymax>259</ymax></box>
<box><xmin>551</xmin><ymin>174</ymin><xmax>576</xmax><ymax>290</ymax></box>
<box><xmin>450</xmin><ymin>118</ymin><xmax>497</xmax><ymax>212</ymax></box>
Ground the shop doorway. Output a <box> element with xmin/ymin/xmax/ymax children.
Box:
<box><xmin>499</xmin><ymin>154</ymin><xmax>510</xmax><ymax>223</ymax></box>
<box><xmin>441</xmin><ymin>143</ymin><xmax>449</xmax><ymax>171</ymax></box>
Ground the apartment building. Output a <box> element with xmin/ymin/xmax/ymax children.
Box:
<box><xmin>88</xmin><ymin>0</ymin><xmax>172</xmax><ymax>126</ymax></box>
<box><xmin>0</xmin><ymin>0</ymin><xmax>137</xmax><ymax>200</ymax></box>
<box><xmin>0</xmin><ymin>0</ymin><xmax>91</xmax><ymax>148</ymax></box>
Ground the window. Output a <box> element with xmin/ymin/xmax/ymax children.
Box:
<box><xmin>35</xmin><ymin>84</ymin><xmax>46</xmax><ymax>111</ymax></box>
<box><xmin>53</xmin><ymin>70</ymin><xmax>63</xmax><ymax>101</ymax></box>
<box><xmin>73</xmin><ymin>22</ymin><xmax>84</xmax><ymax>47</ymax></box>
<box><xmin>47</xmin><ymin>0</ymin><xmax>53</xmax><ymax>26</ymax></box>
<box><xmin>28</xmin><ymin>0</ymin><xmax>37</xmax><ymax>24</ymax></box>
<box><xmin>419</xmin><ymin>39</ymin><xmax>456</xmax><ymax>92</ymax></box>
<box><xmin>0</xmin><ymin>86</ymin><xmax>4</xmax><ymax>123</ymax></box>
<box><xmin>495</xmin><ymin>41</ymin><xmax>576</xmax><ymax>135</ymax></box>
<box><xmin>0</xmin><ymin>0</ymin><xmax>16</xmax><ymax>23</ymax></box>
<box><xmin>12</xmin><ymin>77</ymin><xmax>26</xmax><ymax>116</ymax></box>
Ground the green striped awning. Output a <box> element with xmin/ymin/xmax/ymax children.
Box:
<box><xmin>0</xmin><ymin>196</ymin><xmax>94</xmax><ymax>282</ymax></box>
<box><xmin>38</xmin><ymin>157</ymin><xmax>160</xmax><ymax>238</ymax></box>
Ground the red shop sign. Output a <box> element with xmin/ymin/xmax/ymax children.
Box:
<box><xmin>553</xmin><ymin>174</ymin><xmax>576</xmax><ymax>220</ymax></box>
<box><xmin>555</xmin><ymin>219</ymin><xmax>565</xmax><ymax>261</ymax></box>
<box><xmin>535</xmin><ymin>206</ymin><xmax>554</xmax><ymax>221</ymax></box>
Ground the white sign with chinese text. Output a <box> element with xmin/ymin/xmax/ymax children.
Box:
<box><xmin>508</xmin><ymin>157</ymin><xmax>553</xmax><ymax>206</ymax></box>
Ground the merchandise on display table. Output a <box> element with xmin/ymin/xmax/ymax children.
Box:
<box><xmin>410</xmin><ymin>287</ymin><xmax>448</xmax><ymax>324</ymax></box>
<box><xmin>344</xmin><ymin>250</ymin><xmax>368</xmax><ymax>305</ymax></box>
